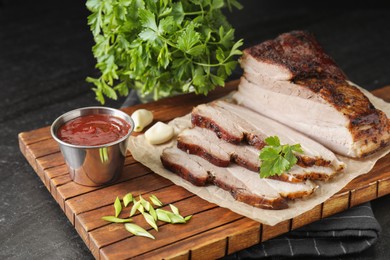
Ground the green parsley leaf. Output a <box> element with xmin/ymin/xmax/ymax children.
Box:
<box><xmin>86</xmin><ymin>0</ymin><xmax>243</xmax><ymax>103</ymax></box>
<box><xmin>259</xmin><ymin>136</ymin><xmax>303</xmax><ymax>178</ymax></box>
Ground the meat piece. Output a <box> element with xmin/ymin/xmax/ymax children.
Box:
<box><xmin>178</xmin><ymin>127</ymin><xmax>339</xmax><ymax>181</ymax></box>
<box><xmin>192</xmin><ymin>100</ymin><xmax>345</xmax><ymax>172</ymax></box>
<box><xmin>161</xmin><ymin>147</ymin><xmax>288</xmax><ymax>209</ymax></box>
<box><xmin>212</xmin><ymin>165</ymin><xmax>288</xmax><ymax>210</ymax></box>
<box><xmin>288</xmin><ymin>165</ymin><xmax>336</xmax><ymax>181</ymax></box>
<box><xmin>191</xmin><ymin>104</ymin><xmax>244</xmax><ymax>144</ymax></box>
<box><xmin>236</xmin><ymin>30</ymin><xmax>390</xmax><ymax>158</ymax></box>
<box><xmin>177</xmin><ymin>127</ymin><xmax>260</xmax><ymax>171</ymax></box>
<box><xmin>263</xmin><ymin>178</ymin><xmax>317</xmax><ymax>199</ymax></box>
<box><xmin>192</xmin><ymin>104</ymin><xmax>267</xmax><ymax>148</ymax></box>
<box><xmin>161</xmin><ymin>147</ymin><xmax>319</xmax><ymax>209</ymax></box>
<box><xmin>223</xmin><ymin>165</ymin><xmax>317</xmax><ymax>200</ymax></box>
<box><xmin>160</xmin><ymin>147</ymin><xmax>213</xmax><ymax>186</ymax></box>
<box><xmin>240</xmin><ymin>30</ymin><xmax>346</xmax><ymax>82</ymax></box>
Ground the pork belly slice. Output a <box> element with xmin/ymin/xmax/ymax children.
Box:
<box><xmin>288</xmin><ymin>165</ymin><xmax>336</xmax><ymax>181</ymax></box>
<box><xmin>161</xmin><ymin>147</ymin><xmax>288</xmax><ymax>209</ymax></box>
<box><xmin>192</xmin><ymin>100</ymin><xmax>345</xmax><ymax>172</ymax></box>
<box><xmin>160</xmin><ymin>147</ymin><xmax>213</xmax><ymax>186</ymax></box>
<box><xmin>162</xmin><ymin>147</ymin><xmax>319</xmax><ymax>208</ymax></box>
<box><xmin>212</xmin><ymin>165</ymin><xmax>288</xmax><ymax>210</ymax></box>
<box><xmin>223</xmin><ymin>165</ymin><xmax>317</xmax><ymax>200</ymax></box>
<box><xmin>191</xmin><ymin>104</ymin><xmax>267</xmax><ymax>148</ymax></box>
<box><xmin>238</xmin><ymin>30</ymin><xmax>390</xmax><ymax>158</ymax></box>
<box><xmin>177</xmin><ymin>127</ymin><xmax>260</xmax><ymax>171</ymax></box>
<box><xmin>263</xmin><ymin>178</ymin><xmax>317</xmax><ymax>199</ymax></box>
<box><xmin>178</xmin><ymin>127</ymin><xmax>337</xmax><ymax>181</ymax></box>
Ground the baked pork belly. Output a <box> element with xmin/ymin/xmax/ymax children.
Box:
<box><xmin>161</xmin><ymin>147</ymin><xmax>318</xmax><ymax>209</ymax></box>
<box><xmin>177</xmin><ymin>127</ymin><xmax>260</xmax><ymax>171</ymax></box>
<box><xmin>191</xmin><ymin>100</ymin><xmax>345</xmax><ymax>173</ymax></box>
<box><xmin>178</xmin><ymin>127</ymin><xmax>338</xmax><ymax>181</ymax></box>
<box><xmin>235</xmin><ymin>30</ymin><xmax>390</xmax><ymax>158</ymax></box>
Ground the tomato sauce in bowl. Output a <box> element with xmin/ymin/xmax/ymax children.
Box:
<box><xmin>57</xmin><ymin>114</ymin><xmax>131</xmax><ymax>146</ymax></box>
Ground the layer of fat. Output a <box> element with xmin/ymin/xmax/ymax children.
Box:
<box><xmin>238</xmin><ymin>77</ymin><xmax>349</xmax><ymax>127</ymax></box>
<box><xmin>241</xmin><ymin>55</ymin><xmax>293</xmax><ymax>81</ymax></box>
<box><xmin>263</xmin><ymin>178</ymin><xmax>318</xmax><ymax>198</ymax></box>
<box><xmin>226</xmin><ymin>164</ymin><xmax>317</xmax><ymax>199</ymax></box>
<box><xmin>244</xmin><ymin>70</ymin><xmax>325</xmax><ymax>103</ymax></box>
<box><xmin>224</xmin><ymin>164</ymin><xmax>281</xmax><ymax>199</ymax></box>
<box><xmin>214</xmin><ymin>100</ymin><xmax>346</xmax><ymax>170</ymax></box>
<box><xmin>233</xmin><ymin>79</ymin><xmax>356</xmax><ymax>158</ymax></box>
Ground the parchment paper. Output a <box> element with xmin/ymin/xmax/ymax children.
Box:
<box><xmin>128</xmin><ymin>89</ymin><xmax>390</xmax><ymax>226</ymax></box>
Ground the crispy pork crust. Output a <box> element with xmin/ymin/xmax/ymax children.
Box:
<box><xmin>242</xmin><ymin>30</ymin><xmax>390</xmax><ymax>157</ymax></box>
<box><xmin>244</xmin><ymin>30</ymin><xmax>347</xmax><ymax>81</ymax></box>
<box><xmin>297</xmin><ymin>155</ymin><xmax>332</xmax><ymax>168</ymax></box>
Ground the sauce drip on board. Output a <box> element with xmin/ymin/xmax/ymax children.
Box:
<box><xmin>57</xmin><ymin>114</ymin><xmax>131</xmax><ymax>146</ymax></box>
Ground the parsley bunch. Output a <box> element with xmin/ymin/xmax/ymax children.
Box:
<box><xmin>259</xmin><ymin>136</ymin><xmax>303</xmax><ymax>178</ymax></box>
<box><xmin>86</xmin><ymin>0</ymin><xmax>243</xmax><ymax>104</ymax></box>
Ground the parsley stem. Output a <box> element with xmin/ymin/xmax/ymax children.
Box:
<box><xmin>192</xmin><ymin>60</ymin><xmax>225</xmax><ymax>67</ymax></box>
<box><xmin>184</xmin><ymin>11</ymin><xmax>204</xmax><ymax>16</ymax></box>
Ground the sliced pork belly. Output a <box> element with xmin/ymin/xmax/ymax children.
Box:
<box><xmin>212</xmin><ymin>165</ymin><xmax>288</xmax><ymax>210</ymax></box>
<box><xmin>237</xmin><ymin>30</ymin><xmax>390</xmax><ymax>158</ymax></box>
<box><xmin>178</xmin><ymin>127</ymin><xmax>338</xmax><ymax>181</ymax></box>
<box><xmin>192</xmin><ymin>104</ymin><xmax>267</xmax><ymax>148</ymax></box>
<box><xmin>263</xmin><ymin>178</ymin><xmax>317</xmax><ymax>199</ymax></box>
<box><xmin>161</xmin><ymin>147</ymin><xmax>320</xmax><ymax>209</ymax></box>
<box><xmin>177</xmin><ymin>127</ymin><xmax>260</xmax><ymax>171</ymax></box>
<box><xmin>192</xmin><ymin>100</ymin><xmax>345</xmax><ymax>172</ymax></box>
<box><xmin>288</xmin><ymin>165</ymin><xmax>335</xmax><ymax>181</ymax></box>
<box><xmin>160</xmin><ymin>147</ymin><xmax>212</xmax><ymax>186</ymax></box>
<box><xmin>161</xmin><ymin>147</ymin><xmax>288</xmax><ymax>209</ymax></box>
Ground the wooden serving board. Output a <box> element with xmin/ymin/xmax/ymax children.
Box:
<box><xmin>19</xmin><ymin>80</ymin><xmax>390</xmax><ymax>260</ymax></box>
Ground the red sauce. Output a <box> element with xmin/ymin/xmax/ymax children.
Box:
<box><xmin>57</xmin><ymin>114</ymin><xmax>131</xmax><ymax>146</ymax></box>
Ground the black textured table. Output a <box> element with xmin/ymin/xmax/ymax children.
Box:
<box><xmin>1</xmin><ymin>0</ymin><xmax>389</xmax><ymax>259</ymax></box>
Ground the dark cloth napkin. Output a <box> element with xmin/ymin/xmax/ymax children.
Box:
<box><xmin>224</xmin><ymin>202</ymin><xmax>381</xmax><ymax>259</ymax></box>
<box><xmin>121</xmin><ymin>91</ymin><xmax>381</xmax><ymax>259</ymax></box>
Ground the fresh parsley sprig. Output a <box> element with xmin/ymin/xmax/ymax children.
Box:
<box><xmin>259</xmin><ymin>136</ymin><xmax>303</xmax><ymax>178</ymax></box>
<box><xmin>86</xmin><ymin>0</ymin><xmax>243</xmax><ymax>104</ymax></box>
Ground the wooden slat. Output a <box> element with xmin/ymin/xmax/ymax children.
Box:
<box><xmin>261</xmin><ymin>219</ymin><xmax>291</xmax><ymax>241</ymax></box>
<box><xmin>74</xmin><ymin>185</ymin><xmax>193</xmax><ymax>248</ymax></box>
<box><xmin>378</xmin><ymin>176</ymin><xmax>390</xmax><ymax>198</ymax></box>
<box><xmin>26</xmin><ymin>138</ymin><xmax>59</xmax><ymax>158</ymax></box>
<box><xmin>18</xmin><ymin>126</ymin><xmax>51</xmax><ymax>146</ymax></box>
<box><xmin>291</xmin><ymin>204</ymin><xmax>322</xmax><ymax>230</ymax></box>
<box><xmin>322</xmin><ymin>191</ymin><xmax>350</xmax><ymax>218</ymax></box>
<box><xmin>100</xmin><ymin>207</ymin><xmax>242</xmax><ymax>260</ymax></box>
<box><xmin>91</xmin><ymin>195</ymin><xmax>216</xmax><ymax>259</ymax></box>
<box><xmin>226</xmin><ymin>219</ymin><xmax>261</xmax><ymax>255</ymax></box>
<box><xmin>350</xmin><ymin>181</ymin><xmax>378</xmax><ymax>208</ymax></box>
<box><xmin>17</xmin><ymin>83</ymin><xmax>390</xmax><ymax>259</ymax></box>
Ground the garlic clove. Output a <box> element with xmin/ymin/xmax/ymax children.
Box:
<box><xmin>131</xmin><ymin>109</ymin><xmax>154</xmax><ymax>132</ymax></box>
<box><xmin>145</xmin><ymin>122</ymin><xmax>174</xmax><ymax>145</ymax></box>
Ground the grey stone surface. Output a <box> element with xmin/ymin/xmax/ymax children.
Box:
<box><xmin>0</xmin><ymin>0</ymin><xmax>389</xmax><ymax>259</ymax></box>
